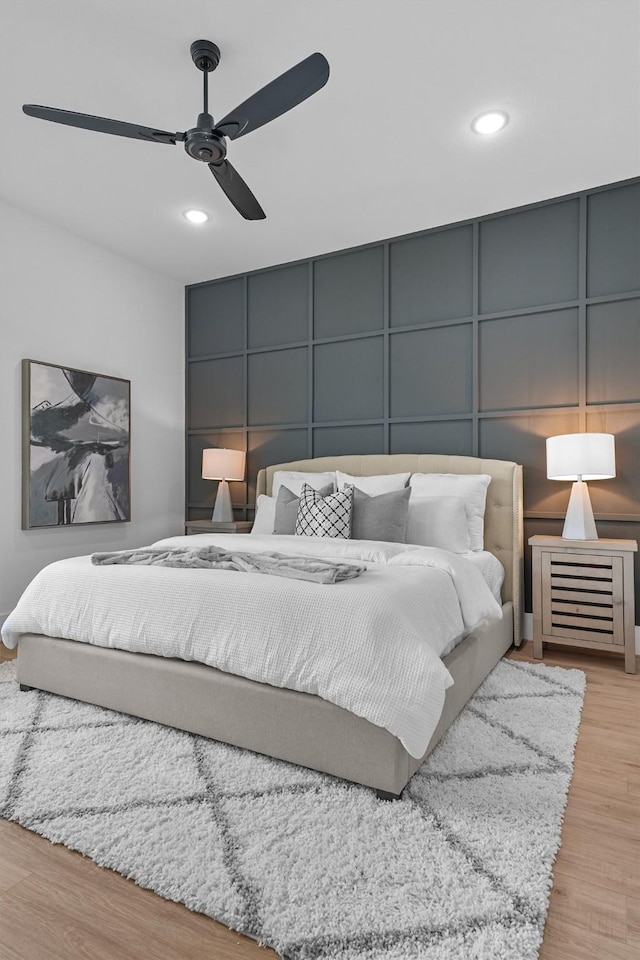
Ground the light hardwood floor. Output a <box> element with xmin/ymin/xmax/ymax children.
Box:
<box><xmin>1</xmin><ymin>640</ymin><xmax>638</xmax><ymax>960</ymax></box>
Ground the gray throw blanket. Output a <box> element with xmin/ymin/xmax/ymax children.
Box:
<box><xmin>91</xmin><ymin>545</ymin><xmax>365</xmax><ymax>584</ymax></box>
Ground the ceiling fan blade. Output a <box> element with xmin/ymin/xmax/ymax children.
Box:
<box><xmin>214</xmin><ymin>52</ymin><xmax>329</xmax><ymax>140</ymax></box>
<box><xmin>208</xmin><ymin>160</ymin><xmax>266</xmax><ymax>220</ymax></box>
<box><xmin>22</xmin><ymin>105</ymin><xmax>183</xmax><ymax>145</ymax></box>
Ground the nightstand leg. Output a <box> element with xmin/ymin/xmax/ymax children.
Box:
<box><xmin>625</xmin><ymin>642</ymin><xmax>636</xmax><ymax>674</ymax></box>
<box><xmin>532</xmin><ymin>636</ymin><xmax>543</xmax><ymax>660</ymax></box>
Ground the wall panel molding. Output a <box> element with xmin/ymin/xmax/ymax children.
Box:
<box><xmin>186</xmin><ymin>177</ymin><xmax>640</xmax><ymax>619</ymax></box>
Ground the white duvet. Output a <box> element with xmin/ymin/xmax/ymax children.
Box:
<box><xmin>1</xmin><ymin>534</ymin><xmax>503</xmax><ymax>758</ymax></box>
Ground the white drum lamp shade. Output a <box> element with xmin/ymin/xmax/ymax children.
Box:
<box><xmin>202</xmin><ymin>448</ymin><xmax>245</xmax><ymax>482</ymax></box>
<box><xmin>546</xmin><ymin>433</ymin><xmax>615</xmax><ymax>540</ymax></box>
<box><xmin>201</xmin><ymin>448</ymin><xmax>246</xmax><ymax>522</ymax></box>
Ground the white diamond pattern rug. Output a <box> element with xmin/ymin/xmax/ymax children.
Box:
<box><xmin>0</xmin><ymin>658</ymin><xmax>585</xmax><ymax>959</ymax></box>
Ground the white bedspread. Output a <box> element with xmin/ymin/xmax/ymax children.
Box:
<box><xmin>1</xmin><ymin>534</ymin><xmax>503</xmax><ymax>758</ymax></box>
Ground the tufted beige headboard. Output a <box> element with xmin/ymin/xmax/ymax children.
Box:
<box><xmin>257</xmin><ymin>454</ymin><xmax>524</xmax><ymax>644</ymax></box>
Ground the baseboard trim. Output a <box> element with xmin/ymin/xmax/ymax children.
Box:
<box><xmin>524</xmin><ymin>612</ymin><xmax>640</xmax><ymax>654</ymax></box>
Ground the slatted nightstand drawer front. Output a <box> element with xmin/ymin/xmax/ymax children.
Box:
<box><xmin>541</xmin><ymin>551</ymin><xmax>624</xmax><ymax>646</ymax></box>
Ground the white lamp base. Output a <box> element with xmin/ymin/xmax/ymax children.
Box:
<box><xmin>212</xmin><ymin>479</ymin><xmax>234</xmax><ymax>522</ymax></box>
<box><xmin>562</xmin><ymin>480</ymin><xmax>598</xmax><ymax>540</ymax></box>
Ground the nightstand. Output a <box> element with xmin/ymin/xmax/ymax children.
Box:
<box><xmin>185</xmin><ymin>520</ymin><xmax>253</xmax><ymax>535</ymax></box>
<box><xmin>529</xmin><ymin>535</ymin><xmax>637</xmax><ymax>673</ymax></box>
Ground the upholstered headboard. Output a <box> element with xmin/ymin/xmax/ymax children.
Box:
<box><xmin>256</xmin><ymin>454</ymin><xmax>524</xmax><ymax>644</ymax></box>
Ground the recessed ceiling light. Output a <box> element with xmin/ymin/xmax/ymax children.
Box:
<box><xmin>183</xmin><ymin>209</ymin><xmax>209</xmax><ymax>224</ymax></box>
<box><xmin>471</xmin><ymin>111</ymin><xmax>509</xmax><ymax>135</ymax></box>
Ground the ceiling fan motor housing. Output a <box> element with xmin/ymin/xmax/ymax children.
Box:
<box><xmin>184</xmin><ymin>117</ymin><xmax>227</xmax><ymax>162</ymax></box>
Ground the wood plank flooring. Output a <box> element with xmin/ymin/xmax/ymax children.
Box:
<box><xmin>1</xmin><ymin>640</ymin><xmax>638</xmax><ymax>959</ymax></box>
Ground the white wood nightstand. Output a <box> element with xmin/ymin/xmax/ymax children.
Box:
<box><xmin>185</xmin><ymin>520</ymin><xmax>253</xmax><ymax>535</ymax></box>
<box><xmin>529</xmin><ymin>535</ymin><xmax>637</xmax><ymax>673</ymax></box>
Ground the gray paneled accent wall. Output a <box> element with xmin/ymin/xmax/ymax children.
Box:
<box><xmin>186</xmin><ymin>178</ymin><xmax>640</xmax><ymax>620</ymax></box>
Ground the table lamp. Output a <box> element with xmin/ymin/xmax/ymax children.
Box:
<box><xmin>202</xmin><ymin>448</ymin><xmax>246</xmax><ymax>522</ymax></box>
<box><xmin>546</xmin><ymin>433</ymin><xmax>615</xmax><ymax>540</ymax></box>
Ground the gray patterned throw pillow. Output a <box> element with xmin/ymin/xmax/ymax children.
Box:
<box><xmin>295</xmin><ymin>483</ymin><xmax>353</xmax><ymax>538</ymax></box>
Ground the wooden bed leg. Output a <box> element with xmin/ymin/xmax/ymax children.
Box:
<box><xmin>375</xmin><ymin>789</ymin><xmax>402</xmax><ymax>802</ymax></box>
<box><xmin>19</xmin><ymin>684</ymin><xmax>34</xmax><ymax>692</ymax></box>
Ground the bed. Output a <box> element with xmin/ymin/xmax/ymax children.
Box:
<box><xmin>7</xmin><ymin>453</ymin><xmax>523</xmax><ymax>799</ymax></box>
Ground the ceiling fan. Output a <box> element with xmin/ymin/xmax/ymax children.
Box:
<box><xmin>22</xmin><ymin>40</ymin><xmax>330</xmax><ymax>221</ymax></box>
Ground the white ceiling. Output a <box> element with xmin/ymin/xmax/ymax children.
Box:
<box><xmin>1</xmin><ymin>0</ymin><xmax>638</xmax><ymax>284</ymax></box>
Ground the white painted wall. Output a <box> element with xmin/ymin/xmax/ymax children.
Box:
<box><xmin>0</xmin><ymin>200</ymin><xmax>185</xmax><ymax>618</ymax></box>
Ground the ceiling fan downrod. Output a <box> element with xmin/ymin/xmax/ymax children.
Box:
<box><xmin>190</xmin><ymin>39</ymin><xmax>220</xmax><ymax>131</ymax></box>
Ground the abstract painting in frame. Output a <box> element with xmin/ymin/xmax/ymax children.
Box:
<box><xmin>22</xmin><ymin>359</ymin><xmax>131</xmax><ymax>528</ymax></box>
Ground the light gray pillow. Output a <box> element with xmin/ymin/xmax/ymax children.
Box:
<box><xmin>274</xmin><ymin>483</ymin><xmax>333</xmax><ymax>535</ymax></box>
<box><xmin>351</xmin><ymin>487</ymin><xmax>410</xmax><ymax>543</ymax></box>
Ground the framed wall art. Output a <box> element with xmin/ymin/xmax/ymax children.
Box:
<box><xmin>22</xmin><ymin>359</ymin><xmax>131</xmax><ymax>528</ymax></box>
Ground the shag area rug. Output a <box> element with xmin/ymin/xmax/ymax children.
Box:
<box><xmin>0</xmin><ymin>658</ymin><xmax>585</xmax><ymax>960</ymax></box>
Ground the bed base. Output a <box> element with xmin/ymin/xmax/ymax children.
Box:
<box><xmin>16</xmin><ymin>604</ymin><xmax>513</xmax><ymax>797</ymax></box>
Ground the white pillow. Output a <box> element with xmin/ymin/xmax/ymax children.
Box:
<box><xmin>405</xmin><ymin>496</ymin><xmax>471</xmax><ymax>553</ymax></box>
<box><xmin>409</xmin><ymin>473</ymin><xmax>491</xmax><ymax>551</ymax></box>
<box><xmin>251</xmin><ymin>494</ymin><xmax>276</xmax><ymax>534</ymax></box>
<box><xmin>272</xmin><ymin>471</ymin><xmax>336</xmax><ymax>498</ymax></box>
<box><xmin>336</xmin><ymin>471</ymin><xmax>410</xmax><ymax>495</ymax></box>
